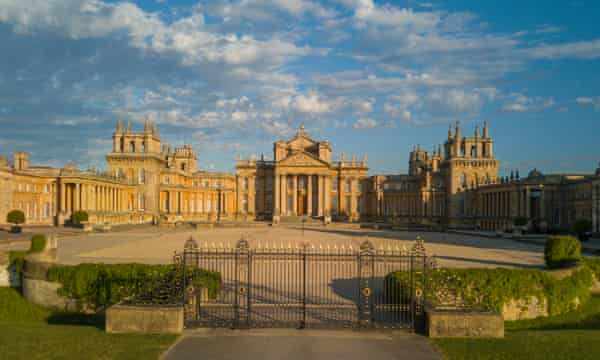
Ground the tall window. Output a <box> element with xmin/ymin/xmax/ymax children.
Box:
<box><xmin>243</xmin><ymin>177</ymin><xmax>248</xmax><ymax>190</ymax></box>
<box><xmin>130</xmin><ymin>141</ymin><xmax>136</xmax><ymax>153</ymax></box>
<box><xmin>331</xmin><ymin>196</ymin><xmax>339</xmax><ymax>215</ymax></box>
<box><xmin>197</xmin><ymin>198</ymin><xmax>203</xmax><ymax>213</ymax></box>
<box><xmin>345</xmin><ymin>179</ymin><xmax>351</xmax><ymax>192</ymax></box>
<box><xmin>164</xmin><ymin>193</ymin><xmax>170</xmax><ymax>212</ymax></box>
<box><xmin>345</xmin><ymin>195</ymin><xmax>351</xmax><ymax>213</ymax></box>
<box><xmin>287</xmin><ymin>176</ymin><xmax>294</xmax><ymax>190</ymax></box>
<box><xmin>138</xmin><ymin>169</ymin><xmax>145</xmax><ymax>184</ymax></box>
<box><xmin>206</xmin><ymin>198</ymin><xmax>212</xmax><ymax>212</ymax></box>
<box><xmin>243</xmin><ymin>195</ymin><xmax>249</xmax><ymax>213</ymax></box>
<box><xmin>332</xmin><ymin>178</ymin><xmax>339</xmax><ymax>191</ymax></box>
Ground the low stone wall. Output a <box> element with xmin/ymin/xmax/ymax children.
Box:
<box><xmin>0</xmin><ymin>251</ymin><xmax>21</xmax><ymax>288</ymax></box>
<box><xmin>21</xmin><ymin>255</ymin><xmax>82</xmax><ymax>311</ymax></box>
<box><xmin>502</xmin><ymin>296</ymin><xmax>548</xmax><ymax>321</ymax></box>
<box><xmin>426</xmin><ymin>309</ymin><xmax>504</xmax><ymax>338</ymax></box>
<box><xmin>106</xmin><ymin>304</ymin><xmax>184</xmax><ymax>334</ymax></box>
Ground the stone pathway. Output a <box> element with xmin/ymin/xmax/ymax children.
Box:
<box><xmin>162</xmin><ymin>329</ymin><xmax>441</xmax><ymax>360</ymax></box>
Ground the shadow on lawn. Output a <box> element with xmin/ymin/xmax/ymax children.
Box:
<box><xmin>46</xmin><ymin>312</ymin><xmax>105</xmax><ymax>331</ymax></box>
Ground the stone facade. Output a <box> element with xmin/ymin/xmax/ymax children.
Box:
<box><xmin>0</xmin><ymin>119</ymin><xmax>598</xmax><ymax>231</ymax></box>
<box><xmin>237</xmin><ymin>125</ymin><xmax>368</xmax><ymax>222</ymax></box>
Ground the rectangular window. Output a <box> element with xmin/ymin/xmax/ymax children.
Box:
<box><xmin>298</xmin><ymin>177</ymin><xmax>305</xmax><ymax>190</ymax></box>
<box><xmin>243</xmin><ymin>177</ymin><xmax>248</xmax><ymax>190</ymax></box>
<box><xmin>345</xmin><ymin>195</ymin><xmax>351</xmax><ymax>213</ymax></box>
<box><xmin>243</xmin><ymin>194</ymin><xmax>248</xmax><ymax>213</ymax></box>
<box><xmin>287</xmin><ymin>195</ymin><xmax>293</xmax><ymax>214</ymax></box>
<box><xmin>206</xmin><ymin>199</ymin><xmax>212</xmax><ymax>212</ymax></box>
<box><xmin>287</xmin><ymin>176</ymin><xmax>294</xmax><ymax>190</ymax></box>
<box><xmin>332</xmin><ymin>196</ymin><xmax>338</xmax><ymax>215</ymax></box>
<box><xmin>190</xmin><ymin>199</ymin><xmax>195</xmax><ymax>213</ymax></box>
<box><xmin>332</xmin><ymin>179</ymin><xmax>339</xmax><ymax>191</ymax></box>
<box><xmin>198</xmin><ymin>198</ymin><xmax>203</xmax><ymax>213</ymax></box>
<box><xmin>345</xmin><ymin>180</ymin><xmax>351</xmax><ymax>193</ymax></box>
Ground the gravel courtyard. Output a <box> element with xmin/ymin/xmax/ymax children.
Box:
<box><xmin>45</xmin><ymin>225</ymin><xmax>545</xmax><ymax>268</ymax></box>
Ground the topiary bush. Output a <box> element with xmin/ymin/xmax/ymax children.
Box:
<box><xmin>70</xmin><ymin>210</ymin><xmax>89</xmax><ymax>225</ymax></box>
<box><xmin>514</xmin><ymin>217</ymin><xmax>528</xmax><ymax>227</ymax></box>
<box><xmin>6</xmin><ymin>209</ymin><xmax>25</xmax><ymax>232</ymax></box>
<box><xmin>8</xmin><ymin>234</ymin><xmax>48</xmax><ymax>276</ymax></box>
<box><xmin>545</xmin><ymin>235</ymin><xmax>581</xmax><ymax>269</ymax></box>
<box><xmin>573</xmin><ymin>219</ymin><xmax>592</xmax><ymax>241</ymax></box>
<box><xmin>29</xmin><ymin>234</ymin><xmax>47</xmax><ymax>253</ymax></box>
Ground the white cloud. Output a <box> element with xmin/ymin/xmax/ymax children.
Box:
<box><xmin>528</xmin><ymin>39</ymin><xmax>600</xmax><ymax>59</ymax></box>
<box><xmin>502</xmin><ymin>93</ymin><xmax>555</xmax><ymax>112</ymax></box>
<box><xmin>0</xmin><ymin>0</ymin><xmax>309</xmax><ymax>69</ymax></box>
<box><xmin>353</xmin><ymin>98</ymin><xmax>375</xmax><ymax>114</ymax></box>
<box><xmin>291</xmin><ymin>91</ymin><xmax>337</xmax><ymax>114</ymax></box>
<box><xmin>575</xmin><ymin>96</ymin><xmax>600</xmax><ymax>110</ymax></box>
<box><xmin>353</xmin><ymin>117</ymin><xmax>378</xmax><ymax>129</ymax></box>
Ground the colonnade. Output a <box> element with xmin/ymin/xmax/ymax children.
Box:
<box><xmin>60</xmin><ymin>181</ymin><xmax>132</xmax><ymax>214</ymax></box>
<box><xmin>163</xmin><ymin>190</ymin><xmax>229</xmax><ymax>215</ymax></box>
<box><xmin>274</xmin><ymin>174</ymin><xmax>330</xmax><ymax>216</ymax></box>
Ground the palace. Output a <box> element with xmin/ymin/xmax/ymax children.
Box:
<box><xmin>1</xmin><ymin>119</ymin><xmax>599</xmax><ymax>234</ymax></box>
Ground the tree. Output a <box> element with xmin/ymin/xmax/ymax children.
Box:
<box><xmin>6</xmin><ymin>210</ymin><xmax>25</xmax><ymax>233</ymax></box>
<box><xmin>573</xmin><ymin>219</ymin><xmax>592</xmax><ymax>241</ymax></box>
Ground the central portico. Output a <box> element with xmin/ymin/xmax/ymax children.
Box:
<box><xmin>236</xmin><ymin>125</ymin><xmax>369</xmax><ymax>222</ymax></box>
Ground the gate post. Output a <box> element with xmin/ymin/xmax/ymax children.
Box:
<box><xmin>235</xmin><ymin>238</ymin><xmax>251</xmax><ymax>328</ymax></box>
<box><xmin>358</xmin><ymin>240</ymin><xmax>375</xmax><ymax>328</ymax></box>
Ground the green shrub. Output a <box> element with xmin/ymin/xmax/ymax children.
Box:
<box><xmin>70</xmin><ymin>210</ymin><xmax>89</xmax><ymax>225</ymax></box>
<box><xmin>514</xmin><ymin>217</ymin><xmax>528</xmax><ymax>227</ymax></box>
<box><xmin>545</xmin><ymin>236</ymin><xmax>581</xmax><ymax>269</ymax></box>
<box><xmin>583</xmin><ymin>258</ymin><xmax>600</xmax><ymax>280</ymax></box>
<box><xmin>6</xmin><ymin>209</ymin><xmax>25</xmax><ymax>225</ymax></box>
<box><xmin>385</xmin><ymin>266</ymin><xmax>593</xmax><ymax>316</ymax></box>
<box><xmin>47</xmin><ymin>263</ymin><xmax>221</xmax><ymax>310</ymax></box>
<box><xmin>29</xmin><ymin>234</ymin><xmax>47</xmax><ymax>253</ymax></box>
<box><xmin>573</xmin><ymin>219</ymin><xmax>592</xmax><ymax>238</ymax></box>
<box><xmin>8</xmin><ymin>234</ymin><xmax>48</xmax><ymax>275</ymax></box>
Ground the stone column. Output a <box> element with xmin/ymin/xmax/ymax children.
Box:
<box><xmin>249</xmin><ymin>177</ymin><xmax>255</xmax><ymax>214</ymax></box>
<box><xmin>292</xmin><ymin>175</ymin><xmax>298</xmax><ymax>215</ymax></box>
<box><xmin>317</xmin><ymin>175</ymin><xmax>323</xmax><ymax>216</ymax></box>
<box><xmin>74</xmin><ymin>183</ymin><xmax>80</xmax><ymax>211</ymax></box>
<box><xmin>281</xmin><ymin>174</ymin><xmax>287</xmax><ymax>215</ymax></box>
<box><xmin>60</xmin><ymin>182</ymin><xmax>66</xmax><ymax>213</ymax></box>
<box><xmin>324</xmin><ymin>176</ymin><xmax>330</xmax><ymax>215</ymax></box>
<box><xmin>307</xmin><ymin>175</ymin><xmax>313</xmax><ymax>216</ymax></box>
<box><xmin>274</xmin><ymin>172</ymin><xmax>280</xmax><ymax>215</ymax></box>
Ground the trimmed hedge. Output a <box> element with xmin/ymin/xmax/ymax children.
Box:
<box><xmin>6</xmin><ymin>209</ymin><xmax>25</xmax><ymax>225</ymax></box>
<box><xmin>583</xmin><ymin>258</ymin><xmax>600</xmax><ymax>280</ymax></box>
<box><xmin>385</xmin><ymin>266</ymin><xmax>594</xmax><ymax>316</ymax></box>
<box><xmin>46</xmin><ymin>263</ymin><xmax>221</xmax><ymax>310</ymax></box>
<box><xmin>545</xmin><ymin>236</ymin><xmax>581</xmax><ymax>269</ymax></box>
<box><xmin>8</xmin><ymin>234</ymin><xmax>48</xmax><ymax>275</ymax></box>
<box><xmin>70</xmin><ymin>210</ymin><xmax>89</xmax><ymax>225</ymax></box>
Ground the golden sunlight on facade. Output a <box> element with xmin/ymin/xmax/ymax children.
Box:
<box><xmin>0</xmin><ymin>119</ymin><xmax>599</xmax><ymax>234</ymax></box>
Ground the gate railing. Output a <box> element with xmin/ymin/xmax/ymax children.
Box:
<box><xmin>174</xmin><ymin>235</ymin><xmax>437</xmax><ymax>329</ymax></box>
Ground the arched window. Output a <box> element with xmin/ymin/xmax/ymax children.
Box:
<box><xmin>142</xmin><ymin>141</ymin><xmax>146</xmax><ymax>153</ymax></box>
<box><xmin>130</xmin><ymin>141</ymin><xmax>136</xmax><ymax>153</ymax></box>
<box><xmin>181</xmin><ymin>163</ymin><xmax>186</xmax><ymax>171</ymax></box>
<box><xmin>471</xmin><ymin>146</ymin><xmax>477</xmax><ymax>158</ymax></box>
<box><xmin>138</xmin><ymin>169</ymin><xmax>145</xmax><ymax>184</ymax></box>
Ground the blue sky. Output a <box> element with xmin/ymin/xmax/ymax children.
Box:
<box><xmin>0</xmin><ymin>0</ymin><xmax>599</xmax><ymax>175</ymax></box>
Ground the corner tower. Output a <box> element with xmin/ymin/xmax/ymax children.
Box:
<box><xmin>106</xmin><ymin>116</ymin><xmax>165</xmax><ymax>217</ymax></box>
<box><xmin>442</xmin><ymin>121</ymin><xmax>499</xmax><ymax>224</ymax></box>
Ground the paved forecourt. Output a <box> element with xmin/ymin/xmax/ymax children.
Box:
<box><xmin>41</xmin><ymin>225</ymin><xmax>546</xmax><ymax>268</ymax></box>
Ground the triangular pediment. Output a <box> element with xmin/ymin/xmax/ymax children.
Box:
<box><xmin>278</xmin><ymin>151</ymin><xmax>328</xmax><ymax>167</ymax></box>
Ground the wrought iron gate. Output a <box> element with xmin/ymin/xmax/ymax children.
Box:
<box><xmin>176</xmin><ymin>236</ymin><xmax>435</xmax><ymax>330</ymax></box>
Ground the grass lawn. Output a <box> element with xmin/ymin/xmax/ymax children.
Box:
<box><xmin>0</xmin><ymin>287</ymin><xmax>177</xmax><ymax>360</ymax></box>
<box><xmin>433</xmin><ymin>295</ymin><xmax>600</xmax><ymax>360</ymax></box>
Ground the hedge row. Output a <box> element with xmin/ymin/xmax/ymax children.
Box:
<box><xmin>8</xmin><ymin>234</ymin><xmax>48</xmax><ymax>275</ymax></box>
<box><xmin>385</xmin><ymin>266</ymin><xmax>594</xmax><ymax>316</ymax></box>
<box><xmin>47</xmin><ymin>263</ymin><xmax>221</xmax><ymax>310</ymax></box>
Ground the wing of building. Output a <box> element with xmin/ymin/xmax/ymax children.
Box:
<box><xmin>1</xmin><ymin>119</ymin><xmax>599</xmax><ymax>234</ymax></box>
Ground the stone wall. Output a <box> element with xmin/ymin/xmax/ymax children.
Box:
<box><xmin>502</xmin><ymin>296</ymin><xmax>548</xmax><ymax>321</ymax></box>
<box><xmin>0</xmin><ymin>251</ymin><xmax>21</xmax><ymax>287</ymax></box>
<box><xmin>426</xmin><ymin>309</ymin><xmax>504</xmax><ymax>338</ymax></box>
<box><xmin>106</xmin><ymin>304</ymin><xmax>184</xmax><ymax>334</ymax></box>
